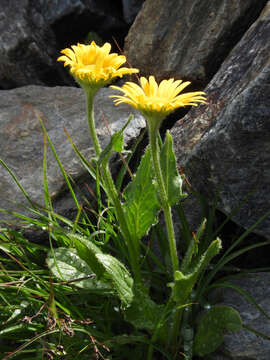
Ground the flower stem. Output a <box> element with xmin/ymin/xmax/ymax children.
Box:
<box><xmin>85</xmin><ymin>89</ymin><xmax>101</xmax><ymax>156</ymax></box>
<box><xmin>101</xmin><ymin>162</ymin><xmax>141</xmax><ymax>283</ymax></box>
<box><xmin>85</xmin><ymin>89</ymin><xmax>141</xmax><ymax>283</ymax></box>
<box><xmin>147</xmin><ymin>118</ymin><xmax>183</xmax><ymax>352</ymax></box>
<box><xmin>147</xmin><ymin>119</ymin><xmax>179</xmax><ymax>276</ymax></box>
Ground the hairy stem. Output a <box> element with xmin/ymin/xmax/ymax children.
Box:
<box><xmin>147</xmin><ymin>119</ymin><xmax>179</xmax><ymax>276</ymax></box>
<box><xmin>85</xmin><ymin>90</ymin><xmax>102</xmax><ymax>156</ymax></box>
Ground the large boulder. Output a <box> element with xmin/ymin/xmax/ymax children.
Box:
<box><xmin>121</xmin><ymin>0</ymin><xmax>145</xmax><ymax>24</ymax></box>
<box><xmin>0</xmin><ymin>85</ymin><xmax>145</xmax><ymax>224</ymax></box>
<box><xmin>37</xmin><ymin>0</ymin><xmax>128</xmax><ymax>48</ymax></box>
<box><xmin>171</xmin><ymin>2</ymin><xmax>270</xmax><ymax>239</ymax></box>
<box><xmin>124</xmin><ymin>0</ymin><xmax>267</xmax><ymax>85</ymax></box>
<box><xmin>212</xmin><ymin>273</ymin><xmax>270</xmax><ymax>360</ymax></box>
<box><xmin>0</xmin><ymin>0</ymin><xmax>129</xmax><ymax>89</ymax></box>
<box><xmin>0</xmin><ymin>0</ymin><xmax>62</xmax><ymax>89</ymax></box>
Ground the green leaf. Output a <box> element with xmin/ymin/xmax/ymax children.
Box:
<box><xmin>169</xmin><ymin>238</ymin><xmax>222</xmax><ymax>305</ymax></box>
<box><xmin>47</xmin><ymin>247</ymin><xmax>111</xmax><ymax>291</ymax></box>
<box><xmin>67</xmin><ymin>232</ymin><xmax>105</xmax><ymax>279</ymax></box>
<box><xmin>0</xmin><ymin>158</ymin><xmax>37</xmax><ymax>210</ymax></box>
<box><xmin>51</xmin><ymin>235</ymin><xmax>134</xmax><ymax>307</ymax></box>
<box><xmin>194</xmin><ymin>305</ymin><xmax>242</xmax><ymax>356</ymax></box>
<box><xmin>96</xmin><ymin>253</ymin><xmax>134</xmax><ymax>308</ymax></box>
<box><xmin>124</xmin><ymin>285</ymin><xmax>164</xmax><ymax>331</ymax></box>
<box><xmin>97</xmin><ymin>114</ymin><xmax>133</xmax><ymax>166</ymax></box>
<box><xmin>123</xmin><ymin>147</ymin><xmax>161</xmax><ymax>242</ymax></box>
<box><xmin>181</xmin><ymin>218</ymin><xmax>207</xmax><ymax>273</ymax></box>
<box><xmin>38</xmin><ymin>118</ymin><xmax>81</xmax><ymax>211</ymax></box>
<box><xmin>160</xmin><ymin>131</ymin><xmax>186</xmax><ymax>206</ymax></box>
<box><xmin>98</xmin><ymin>131</ymin><xmax>124</xmax><ymax>166</ymax></box>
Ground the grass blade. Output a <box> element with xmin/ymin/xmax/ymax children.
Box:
<box><xmin>207</xmin><ymin>281</ymin><xmax>270</xmax><ymax>321</ymax></box>
<box><xmin>38</xmin><ymin>117</ymin><xmax>81</xmax><ymax>211</ymax></box>
<box><xmin>0</xmin><ymin>159</ymin><xmax>37</xmax><ymax>211</ymax></box>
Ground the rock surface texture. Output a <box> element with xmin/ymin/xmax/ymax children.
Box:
<box><xmin>171</xmin><ymin>2</ymin><xmax>270</xmax><ymax>239</ymax></box>
<box><xmin>0</xmin><ymin>0</ymin><xmax>142</xmax><ymax>89</ymax></box>
<box><xmin>124</xmin><ymin>0</ymin><xmax>268</xmax><ymax>85</ymax></box>
<box><xmin>38</xmin><ymin>0</ymin><xmax>127</xmax><ymax>49</ymax></box>
<box><xmin>0</xmin><ymin>86</ymin><xmax>145</xmax><ymax>223</ymax></box>
<box><xmin>0</xmin><ymin>0</ymin><xmax>61</xmax><ymax>88</ymax></box>
<box><xmin>122</xmin><ymin>0</ymin><xmax>145</xmax><ymax>24</ymax></box>
<box><xmin>214</xmin><ymin>273</ymin><xmax>270</xmax><ymax>360</ymax></box>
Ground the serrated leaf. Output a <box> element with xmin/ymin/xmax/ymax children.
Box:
<box><xmin>194</xmin><ymin>305</ymin><xmax>242</xmax><ymax>356</ymax></box>
<box><xmin>47</xmin><ymin>247</ymin><xmax>111</xmax><ymax>291</ymax></box>
<box><xmin>160</xmin><ymin>131</ymin><xmax>185</xmax><ymax>205</ymax></box>
<box><xmin>169</xmin><ymin>238</ymin><xmax>222</xmax><ymax>305</ymax></box>
<box><xmin>123</xmin><ymin>147</ymin><xmax>161</xmax><ymax>243</ymax></box>
<box><xmin>96</xmin><ymin>253</ymin><xmax>134</xmax><ymax>308</ymax></box>
<box><xmin>124</xmin><ymin>285</ymin><xmax>164</xmax><ymax>331</ymax></box>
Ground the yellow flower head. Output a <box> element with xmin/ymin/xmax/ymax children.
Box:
<box><xmin>57</xmin><ymin>41</ymin><xmax>139</xmax><ymax>90</ymax></box>
<box><xmin>110</xmin><ymin>76</ymin><xmax>207</xmax><ymax>120</ymax></box>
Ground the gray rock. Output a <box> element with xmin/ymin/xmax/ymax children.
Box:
<box><xmin>212</xmin><ymin>273</ymin><xmax>270</xmax><ymax>360</ymax></box>
<box><xmin>0</xmin><ymin>85</ymin><xmax>145</xmax><ymax>224</ymax></box>
<box><xmin>0</xmin><ymin>0</ymin><xmax>62</xmax><ymax>89</ymax></box>
<box><xmin>36</xmin><ymin>0</ymin><xmax>126</xmax><ymax>43</ymax></box>
<box><xmin>124</xmin><ymin>0</ymin><xmax>267</xmax><ymax>84</ymax></box>
<box><xmin>171</xmin><ymin>2</ymin><xmax>270</xmax><ymax>239</ymax></box>
<box><xmin>37</xmin><ymin>0</ymin><xmax>122</xmax><ymax>26</ymax></box>
<box><xmin>0</xmin><ymin>0</ymin><xmax>127</xmax><ymax>89</ymax></box>
<box><xmin>35</xmin><ymin>0</ymin><xmax>87</xmax><ymax>24</ymax></box>
<box><xmin>122</xmin><ymin>0</ymin><xmax>144</xmax><ymax>24</ymax></box>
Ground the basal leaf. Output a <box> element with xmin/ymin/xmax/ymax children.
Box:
<box><xmin>67</xmin><ymin>232</ymin><xmax>105</xmax><ymax>279</ymax></box>
<box><xmin>194</xmin><ymin>305</ymin><xmax>242</xmax><ymax>356</ymax></box>
<box><xmin>47</xmin><ymin>247</ymin><xmax>111</xmax><ymax>291</ymax></box>
<box><xmin>96</xmin><ymin>253</ymin><xmax>134</xmax><ymax>308</ymax></box>
<box><xmin>124</xmin><ymin>285</ymin><xmax>164</xmax><ymax>331</ymax></box>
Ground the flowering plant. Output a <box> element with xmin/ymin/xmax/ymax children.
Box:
<box><xmin>0</xmin><ymin>41</ymin><xmax>248</xmax><ymax>360</ymax></box>
<box><xmin>57</xmin><ymin>41</ymin><xmax>229</xmax><ymax>359</ymax></box>
<box><xmin>57</xmin><ymin>41</ymin><xmax>239</xmax><ymax>359</ymax></box>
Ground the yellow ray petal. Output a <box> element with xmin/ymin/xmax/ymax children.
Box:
<box><xmin>57</xmin><ymin>41</ymin><xmax>138</xmax><ymax>88</ymax></box>
<box><xmin>110</xmin><ymin>75</ymin><xmax>207</xmax><ymax>119</ymax></box>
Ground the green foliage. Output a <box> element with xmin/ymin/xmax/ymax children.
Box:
<box><xmin>159</xmin><ymin>131</ymin><xmax>186</xmax><ymax>206</ymax></box>
<box><xmin>181</xmin><ymin>218</ymin><xmax>206</xmax><ymax>273</ymax></box>
<box><xmin>69</xmin><ymin>232</ymin><xmax>105</xmax><ymax>279</ymax></box>
<box><xmin>97</xmin><ymin>114</ymin><xmax>133</xmax><ymax>167</ymax></box>
<box><xmin>95</xmin><ymin>253</ymin><xmax>134</xmax><ymax>308</ymax></box>
<box><xmin>1</xmin><ymin>71</ymin><xmax>269</xmax><ymax>360</ymax></box>
<box><xmin>194</xmin><ymin>305</ymin><xmax>242</xmax><ymax>356</ymax></box>
<box><xmin>98</xmin><ymin>131</ymin><xmax>124</xmax><ymax>166</ymax></box>
<box><xmin>0</xmin><ymin>230</ymin><xmax>113</xmax><ymax>360</ymax></box>
<box><xmin>47</xmin><ymin>247</ymin><xmax>111</xmax><ymax>291</ymax></box>
<box><xmin>124</xmin><ymin>285</ymin><xmax>164</xmax><ymax>331</ymax></box>
<box><xmin>123</xmin><ymin>147</ymin><xmax>160</xmax><ymax>242</ymax></box>
<box><xmin>68</xmin><ymin>233</ymin><xmax>134</xmax><ymax>308</ymax></box>
<box><xmin>169</xmin><ymin>238</ymin><xmax>222</xmax><ymax>305</ymax></box>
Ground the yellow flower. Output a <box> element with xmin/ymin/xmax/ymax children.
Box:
<box><xmin>110</xmin><ymin>76</ymin><xmax>207</xmax><ymax>119</ymax></box>
<box><xmin>57</xmin><ymin>41</ymin><xmax>139</xmax><ymax>90</ymax></box>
